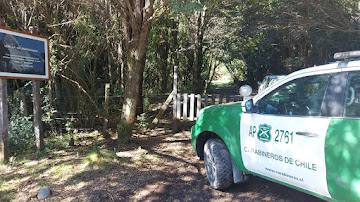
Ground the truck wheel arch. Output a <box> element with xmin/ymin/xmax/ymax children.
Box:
<box><xmin>196</xmin><ymin>131</ymin><xmax>221</xmax><ymax>160</ymax></box>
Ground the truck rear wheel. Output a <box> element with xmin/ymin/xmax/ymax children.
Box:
<box><xmin>204</xmin><ymin>138</ymin><xmax>233</xmax><ymax>190</ymax></box>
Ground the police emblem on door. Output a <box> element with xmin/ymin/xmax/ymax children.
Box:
<box><xmin>257</xmin><ymin>124</ymin><xmax>271</xmax><ymax>143</ymax></box>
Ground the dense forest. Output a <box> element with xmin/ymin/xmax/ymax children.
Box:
<box><xmin>0</xmin><ymin>0</ymin><xmax>360</xmax><ymax>156</ymax></box>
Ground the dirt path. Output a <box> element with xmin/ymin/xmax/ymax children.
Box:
<box><xmin>1</xmin><ymin>125</ymin><xmax>325</xmax><ymax>201</ymax></box>
<box><xmin>117</xmin><ymin>128</ymin><xmax>324</xmax><ymax>202</ymax></box>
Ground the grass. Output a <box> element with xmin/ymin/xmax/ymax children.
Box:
<box><xmin>0</xmin><ymin>178</ymin><xmax>19</xmax><ymax>191</ymax></box>
<box><xmin>210</xmin><ymin>80</ymin><xmax>234</xmax><ymax>87</ymax></box>
<box><xmin>0</xmin><ymin>128</ymin><xmax>162</xmax><ymax>200</ymax></box>
<box><xmin>0</xmin><ymin>125</ymin><xmax>185</xmax><ymax>201</ymax></box>
<box><xmin>45</xmin><ymin>163</ymin><xmax>74</xmax><ymax>179</ymax></box>
<box><xmin>0</xmin><ymin>177</ymin><xmax>20</xmax><ymax>201</ymax></box>
<box><xmin>0</xmin><ymin>191</ymin><xmax>16</xmax><ymax>201</ymax></box>
<box><xmin>0</xmin><ymin>130</ymin><xmax>125</xmax><ymax>201</ymax></box>
<box><xmin>205</xmin><ymin>80</ymin><xmax>237</xmax><ymax>94</ymax></box>
<box><xmin>211</xmin><ymin>77</ymin><xmax>233</xmax><ymax>85</ymax></box>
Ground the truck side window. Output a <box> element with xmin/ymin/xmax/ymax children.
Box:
<box><xmin>256</xmin><ymin>75</ymin><xmax>330</xmax><ymax>116</ymax></box>
<box><xmin>344</xmin><ymin>72</ymin><xmax>360</xmax><ymax>118</ymax></box>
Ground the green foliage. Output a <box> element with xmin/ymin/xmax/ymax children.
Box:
<box><xmin>0</xmin><ymin>191</ymin><xmax>15</xmax><ymax>202</ymax></box>
<box><xmin>8</xmin><ymin>116</ymin><xmax>35</xmax><ymax>155</ymax></box>
<box><xmin>135</xmin><ymin>113</ymin><xmax>149</xmax><ymax>130</ymax></box>
<box><xmin>44</xmin><ymin>131</ymin><xmax>73</xmax><ymax>151</ymax></box>
<box><xmin>2</xmin><ymin>0</ymin><xmax>360</xmax><ymax>155</ymax></box>
<box><xmin>6</xmin><ymin>86</ymin><xmax>36</xmax><ymax>156</ymax></box>
<box><xmin>171</xmin><ymin>0</ymin><xmax>206</xmax><ymax>13</ymax></box>
<box><xmin>85</xmin><ymin>147</ymin><xmax>100</xmax><ymax>164</ymax></box>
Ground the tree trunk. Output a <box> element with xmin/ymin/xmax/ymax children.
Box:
<box><xmin>193</xmin><ymin>9</ymin><xmax>206</xmax><ymax>94</ymax></box>
<box><xmin>118</xmin><ymin>38</ymin><xmax>126</xmax><ymax>90</ymax></box>
<box><xmin>120</xmin><ymin>30</ymin><xmax>150</xmax><ymax>135</ymax></box>
<box><xmin>15</xmin><ymin>81</ymin><xmax>29</xmax><ymax>117</ymax></box>
<box><xmin>171</xmin><ymin>17</ymin><xmax>180</xmax><ymax>132</ymax></box>
<box><xmin>117</xmin><ymin>0</ymin><xmax>155</xmax><ymax>141</ymax></box>
<box><xmin>158</xmin><ymin>25</ymin><xmax>170</xmax><ymax>92</ymax></box>
<box><xmin>136</xmin><ymin>67</ymin><xmax>144</xmax><ymax>115</ymax></box>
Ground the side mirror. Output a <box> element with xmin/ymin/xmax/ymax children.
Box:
<box><xmin>257</xmin><ymin>81</ymin><xmax>262</xmax><ymax>86</ymax></box>
<box><xmin>245</xmin><ymin>99</ymin><xmax>254</xmax><ymax>113</ymax></box>
<box><xmin>240</xmin><ymin>85</ymin><xmax>253</xmax><ymax>101</ymax></box>
<box><xmin>239</xmin><ymin>85</ymin><xmax>252</xmax><ymax>97</ymax></box>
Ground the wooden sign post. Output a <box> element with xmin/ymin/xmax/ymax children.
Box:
<box><xmin>32</xmin><ymin>80</ymin><xmax>44</xmax><ymax>151</ymax></box>
<box><xmin>0</xmin><ymin>78</ymin><xmax>9</xmax><ymax>163</ymax></box>
<box><xmin>0</xmin><ymin>17</ymin><xmax>9</xmax><ymax>164</ymax></box>
<box><xmin>29</xmin><ymin>26</ymin><xmax>44</xmax><ymax>151</ymax></box>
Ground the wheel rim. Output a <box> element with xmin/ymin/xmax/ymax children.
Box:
<box><xmin>205</xmin><ymin>149</ymin><xmax>216</xmax><ymax>182</ymax></box>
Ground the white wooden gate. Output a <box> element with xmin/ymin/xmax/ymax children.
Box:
<box><xmin>173</xmin><ymin>94</ymin><xmax>243</xmax><ymax>121</ymax></box>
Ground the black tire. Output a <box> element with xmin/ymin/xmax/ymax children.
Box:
<box><xmin>204</xmin><ymin>138</ymin><xmax>233</xmax><ymax>190</ymax></box>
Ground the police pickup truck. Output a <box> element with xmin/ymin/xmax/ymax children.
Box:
<box><xmin>191</xmin><ymin>51</ymin><xmax>360</xmax><ymax>201</ymax></box>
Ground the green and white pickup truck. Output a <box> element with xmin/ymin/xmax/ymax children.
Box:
<box><xmin>191</xmin><ymin>51</ymin><xmax>360</xmax><ymax>201</ymax></box>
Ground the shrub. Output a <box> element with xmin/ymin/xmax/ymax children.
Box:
<box><xmin>8</xmin><ymin>116</ymin><xmax>35</xmax><ymax>155</ymax></box>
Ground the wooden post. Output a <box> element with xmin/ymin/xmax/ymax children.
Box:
<box><xmin>30</xmin><ymin>26</ymin><xmax>44</xmax><ymax>151</ymax></box>
<box><xmin>176</xmin><ymin>93</ymin><xmax>181</xmax><ymax>119</ymax></box>
<box><xmin>196</xmin><ymin>94</ymin><xmax>201</xmax><ymax>120</ymax></box>
<box><xmin>32</xmin><ymin>80</ymin><xmax>44</xmax><ymax>151</ymax></box>
<box><xmin>183</xmin><ymin>94</ymin><xmax>188</xmax><ymax>120</ymax></box>
<box><xmin>204</xmin><ymin>94</ymin><xmax>208</xmax><ymax>107</ymax></box>
<box><xmin>172</xmin><ymin>66</ymin><xmax>180</xmax><ymax>131</ymax></box>
<box><xmin>0</xmin><ymin>79</ymin><xmax>9</xmax><ymax>164</ymax></box>
<box><xmin>211</xmin><ymin>95</ymin><xmax>215</xmax><ymax>105</ymax></box>
<box><xmin>189</xmin><ymin>94</ymin><xmax>195</xmax><ymax>121</ymax></box>
<box><xmin>103</xmin><ymin>83</ymin><xmax>110</xmax><ymax>130</ymax></box>
<box><xmin>226</xmin><ymin>94</ymin><xmax>230</xmax><ymax>103</ymax></box>
<box><xmin>0</xmin><ymin>17</ymin><xmax>9</xmax><ymax>163</ymax></box>
<box><xmin>173</xmin><ymin>66</ymin><xmax>178</xmax><ymax>119</ymax></box>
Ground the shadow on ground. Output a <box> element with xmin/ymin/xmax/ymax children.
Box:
<box><xmin>0</xmin><ymin>121</ymin><xmax>324</xmax><ymax>202</ymax></box>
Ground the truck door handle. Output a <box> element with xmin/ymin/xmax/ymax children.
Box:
<box><xmin>296</xmin><ymin>132</ymin><xmax>318</xmax><ymax>137</ymax></box>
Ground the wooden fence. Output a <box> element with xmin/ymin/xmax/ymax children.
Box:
<box><xmin>173</xmin><ymin>94</ymin><xmax>244</xmax><ymax>121</ymax></box>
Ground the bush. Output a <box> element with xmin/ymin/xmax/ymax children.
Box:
<box><xmin>135</xmin><ymin>113</ymin><xmax>149</xmax><ymax>130</ymax></box>
<box><xmin>8</xmin><ymin>116</ymin><xmax>35</xmax><ymax>155</ymax></box>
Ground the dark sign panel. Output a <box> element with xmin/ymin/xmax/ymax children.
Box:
<box><xmin>0</xmin><ymin>27</ymin><xmax>49</xmax><ymax>80</ymax></box>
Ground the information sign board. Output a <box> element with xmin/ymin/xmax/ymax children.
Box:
<box><xmin>0</xmin><ymin>27</ymin><xmax>49</xmax><ymax>80</ymax></box>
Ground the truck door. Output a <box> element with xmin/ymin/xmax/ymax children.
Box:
<box><xmin>325</xmin><ymin>71</ymin><xmax>360</xmax><ymax>201</ymax></box>
<box><xmin>240</xmin><ymin>74</ymin><xmax>332</xmax><ymax>198</ymax></box>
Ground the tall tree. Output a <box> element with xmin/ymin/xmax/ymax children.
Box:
<box><xmin>192</xmin><ymin>6</ymin><xmax>207</xmax><ymax>93</ymax></box>
<box><xmin>113</xmin><ymin>0</ymin><xmax>169</xmax><ymax>137</ymax></box>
